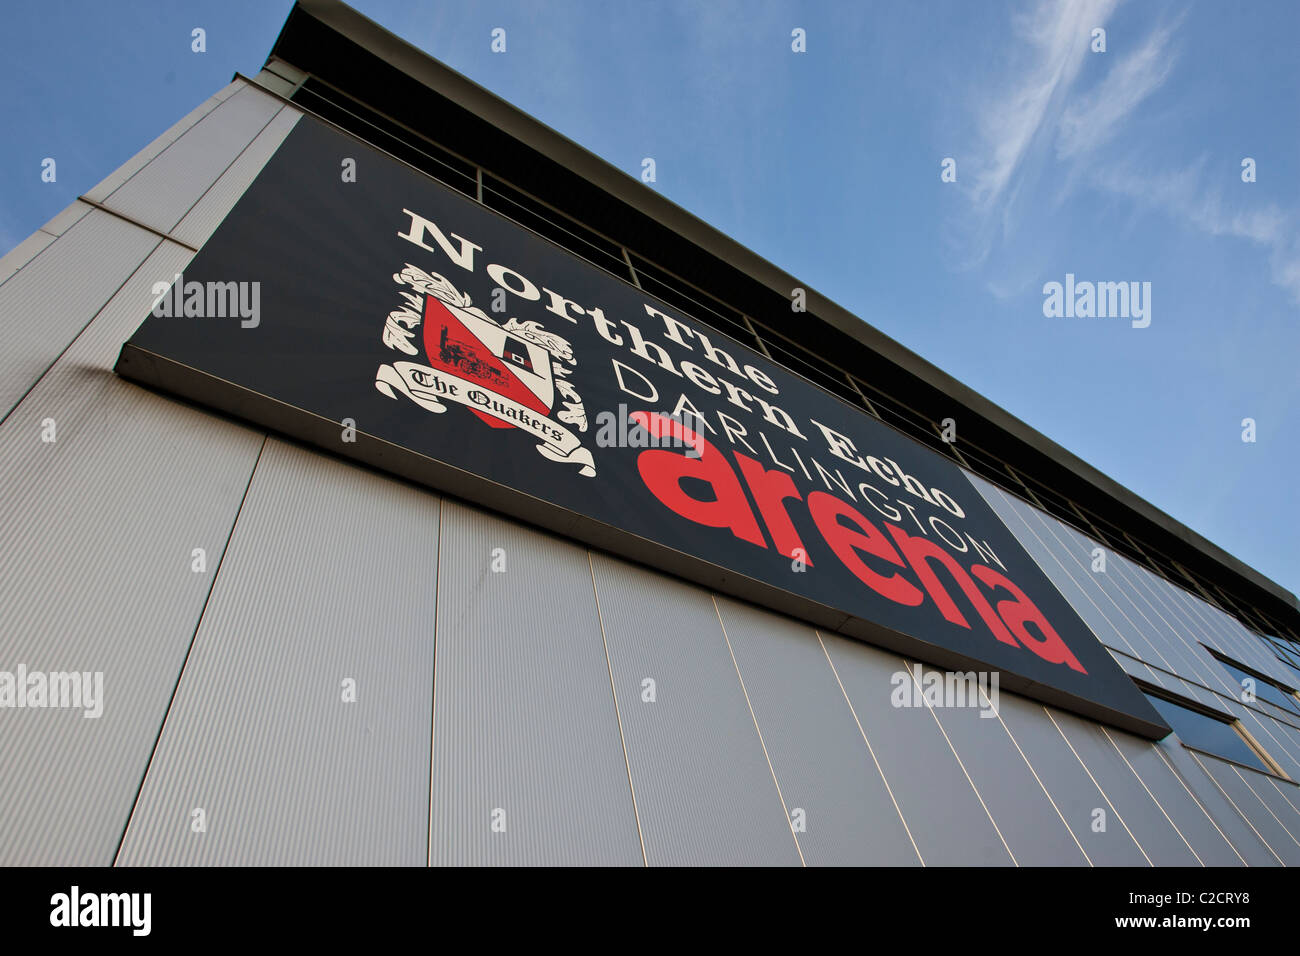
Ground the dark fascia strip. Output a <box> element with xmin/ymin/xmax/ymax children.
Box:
<box><xmin>269</xmin><ymin>0</ymin><xmax>1298</xmax><ymax>619</ymax></box>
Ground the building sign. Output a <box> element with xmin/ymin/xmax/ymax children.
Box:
<box><xmin>117</xmin><ymin>115</ymin><xmax>1169</xmax><ymax>738</ymax></box>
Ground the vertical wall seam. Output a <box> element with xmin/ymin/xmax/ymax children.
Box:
<box><xmin>1188</xmin><ymin>752</ymin><xmax>1283</xmax><ymax>863</ymax></box>
<box><xmin>1044</xmin><ymin>707</ymin><xmax>1154</xmax><ymax>866</ymax></box>
<box><xmin>587</xmin><ymin>552</ymin><xmax>647</xmax><ymax>867</ymax></box>
<box><xmin>1230</xmin><ymin>765</ymin><xmax>1300</xmax><ymax>848</ymax></box>
<box><xmin>426</xmin><ymin>495</ymin><xmax>442</xmax><ymax>867</ymax></box>
<box><xmin>1099</xmin><ymin>726</ymin><xmax>1204</xmax><ymax>865</ymax></box>
<box><xmin>1152</xmin><ymin>745</ymin><xmax>1248</xmax><ymax>865</ymax></box>
<box><xmin>903</xmin><ymin>659</ymin><xmax>1018</xmax><ymax>866</ymax></box>
<box><xmin>111</xmin><ymin>433</ymin><xmax>269</xmax><ymax>866</ymax></box>
<box><xmin>815</xmin><ymin>632</ymin><xmax>925</xmax><ymax>865</ymax></box>
<box><xmin>712</xmin><ymin>595</ymin><xmax>805</xmax><ymax>866</ymax></box>
<box><xmin>982</xmin><ymin>685</ymin><xmax>1093</xmax><ymax>865</ymax></box>
<box><xmin>1267</xmin><ymin>776</ymin><xmax>1300</xmax><ymax>817</ymax></box>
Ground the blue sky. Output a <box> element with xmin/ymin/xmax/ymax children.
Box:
<box><xmin>2</xmin><ymin>0</ymin><xmax>1297</xmax><ymax>596</ymax></box>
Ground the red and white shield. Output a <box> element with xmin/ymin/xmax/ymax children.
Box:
<box><xmin>421</xmin><ymin>294</ymin><xmax>554</xmax><ymax>429</ymax></box>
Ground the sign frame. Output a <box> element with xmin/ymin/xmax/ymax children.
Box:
<box><xmin>116</xmin><ymin>114</ymin><xmax>1171</xmax><ymax>740</ymax></box>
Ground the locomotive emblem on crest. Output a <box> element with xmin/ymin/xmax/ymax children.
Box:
<box><xmin>374</xmin><ymin>264</ymin><xmax>596</xmax><ymax>476</ymax></box>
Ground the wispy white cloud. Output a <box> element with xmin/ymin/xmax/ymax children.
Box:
<box><xmin>1091</xmin><ymin>161</ymin><xmax>1300</xmax><ymax>302</ymax></box>
<box><xmin>1055</xmin><ymin>16</ymin><xmax>1179</xmax><ymax>160</ymax></box>
<box><xmin>968</xmin><ymin>0</ymin><xmax>1119</xmax><ymax>215</ymax></box>
<box><xmin>955</xmin><ymin>0</ymin><xmax>1300</xmax><ymax>304</ymax></box>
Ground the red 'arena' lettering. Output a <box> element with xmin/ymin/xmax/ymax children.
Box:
<box><xmin>631</xmin><ymin>410</ymin><xmax>765</xmax><ymax>549</ymax></box>
<box><xmin>633</xmin><ymin>410</ymin><xmax>1087</xmax><ymax>675</ymax></box>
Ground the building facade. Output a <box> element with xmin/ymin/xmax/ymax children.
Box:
<box><xmin>2</xmin><ymin>0</ymin><xmax>1299</xmax><ymax>866</ymax></box>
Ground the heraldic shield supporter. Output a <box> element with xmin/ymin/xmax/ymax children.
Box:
<box><xmin>374</xmin><ymin>264</ymin><xmax>597</xmax><ymax>477</ymax></box>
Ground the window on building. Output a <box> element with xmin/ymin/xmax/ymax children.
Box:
<box><xmin>1207</xmin><ymin>651</ymin><xmax>1300</xmax><ymax>718</ymax></box>
<box><xmin>1143</xmin><ymin>692</ymin><xmax>1275</xmax><ymax>774</ymax></box>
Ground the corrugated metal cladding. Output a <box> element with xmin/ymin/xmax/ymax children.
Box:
<box><xmin>1</xmin><ymin>81</ymin><xmax>1298</xmax><ymax>866</ymax></box>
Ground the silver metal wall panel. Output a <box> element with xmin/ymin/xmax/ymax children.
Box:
<box><xmin>1261</xmin><ymin>719</ymin><xmax>1300</xmax><ymax>776</ymax></box>
<box><xmin>1047</xmin><ymin>709</ymin><xmax>1201</xmax><ymax>864</ymax></box>
<box><xmin>1267</xmin><ymin>718</ymin><xmax>1300</xmax><ymax>769</ymax></box>
<box><xmin>965</xmin><ymin>476</ymin><xmax>1135</xmax><ymax>659</ymax></box>
<box><xmin>819</xmin><ymin>634</ymin><xmax>1014</xmax><ymax>865</ymax></box>
<box><xmin>1157</xmin><ymin>740</ymin><xmax>1281</xmax><ymax>865</ymax></box>
<box><xmin>1254</xmin><ymin>783</ymin><xmax>1300</xmax><ymax>868</ymax></box>
<box><xmin>1252</xmin><ymin>715</ymin><xmax>1300</xmax><ymax>779</ymax></box>
<box><xmin>170</xmin><ymin>107</ymin><xmax>302</xmax><ymax>250</ymax></box>
<box><xmin>0</xmin><ymin>210</ymin><xmax>160</xmax><ymax>420</ymax></box>
<box><xmin>1113</xmin><ymin>549</ymin><xmax>1285</xmax><ymax>700</ymax></box>
<box><xmin>0</xmin><ymin>200</ymin><xmax>94</xmax><ymax>287</ymax></box>
<box><xmin>966</xmin><ymin>476</ymin><xmax>1169</xmax><ymax>679</ymax></box>
<box><xmin>968</xmin><ymin>471</ymin><xmax>1294</xmax><ymax>707</ymax></box>
<box><xmin>1116</xmin><ymin>560</ymin><xmax>1245</xmax><ymax>697</ymax></box>
<box><xmin>903</xmin><ymin>660</ymin><xmax>1089</xmax><ymax>865</ymax></box>
<box><xmin>1111</xmin><ymin>648</ymin><xmax>1159</xmax><ymax>683</ymax></box>
<box><xmin>39</xmin><ymin>199</ymin><xmax>94</xmax><ymax>237</ymax></box>
<box><xmin>1109</xmin><ymin>535</ymin><xmax>1289</xmax><ymax>690</ymax></box>
<box><xmin>985</xmin><ymin>475</ymin><xmax>1201</xmax><ymax>691</ymax></box>
<box><xmin>712</xmin><ymin>597</ymin><xmax>920</xmax><ymax>865</ymax></box>
<box><xmin>1236</xmin><ymin>768</ymin><xmax>1300</xmax><ymax>858</ymax></box>
<box><xmin>212</xmin><ymin>78</ymin><xmax>245</xmax><ymax>102</ymax></box>
<box><xmin>1266</xmin><ymin>775</ymin><xmax>1300</xmax><ymax>817</ymax></box>
<box><xmin>1161</xmin><ymin>581</ymin><xmax>1237</xmax><ymax>666</ymax></box>
<box><xmin>99</xmin><ymin>85</ymin><xmax>284</xmax><ymax>235</ymax></box>
<box><xmin>0</xmin><ymin>239</ymin><xmax>263</xmax><ymax>865</ymax></box>
<box><xmin>116</xmin><ymin>439</ymin><xmax>439</xmax><ymax>866</ymax></box>
<box><xmin>83</xmin><ymin>91</ymin><xmax>229</xmax><ymax>204</ymax></box>
<box><xmin>429</xmin><ymin>503</ymin><xmax>642</xmax><ymax>866</ymax></box>
<box><xmin>1097</xmin><ymin>547</ymin><xmax>1233</xmax><ymax>687</ymax></box>
<box><xmin>1198</xmin><ymin>603</ymin><xmax>1282</xmax><ymax>681</ymax></box>
<box><xmin>1196</xmin><ymin>598</ymin><xmax>1297</xmax><ymax>688</ymax></box>
<box><xmin>1024</xmin><ymin>511</ymin><xmax>1187</xmax><ymax>678</ymax></box>
<box><xmin>1256</xmin><ymin>698</ymin><xmax>1300</xmax><ymax>729</ymax></box>
<box><xmin>992</xmin><ymin>692</ymin><xmax>1150</xmax><ymax>864</ymax></box>
<box><xmin>1102</xmin><ymin>728</ymin><xmax>1244</xmax><ymax>865</ymax></box>
<box><xmin>1193</xmin><ymin>754</ymin><xmax>1300</xmax><ymax>864</ymax></box>
<box><xmin>589</xmin><ymin>553</ymin><xmax>801</xmax><ymax>866</ymax></box>
<box><xmin>0</xmin><ymin>231</ymin><xmax>54</xmax><ymax>287</ymax></box>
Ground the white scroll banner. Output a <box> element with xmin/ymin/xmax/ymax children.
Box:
<box><xmin>375</xmin><ymin>361</ymin><xmax>597</xmax><ymax>477</ymax></box>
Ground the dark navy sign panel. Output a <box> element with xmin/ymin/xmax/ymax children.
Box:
<box><xmin>117</xmin><ymin>115</ymin><xmax>1168</xmax><ymax>738</ymax></box>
